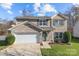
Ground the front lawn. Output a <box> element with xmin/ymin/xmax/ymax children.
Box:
<box><xmin>41</xmin><ymin>38</ymin><xmax>79</xmax><ymax>56</ymax></box>
<box><xmin>0</xmin><ymin>46</ymin><xmax>7</xmax><ymax>50</ymax></box>
<box><xmin>0</xmin><ymin>41</ymin><xmax>8</xmax><ymax>50</ymax></box>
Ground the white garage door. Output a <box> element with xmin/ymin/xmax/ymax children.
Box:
<box><xmin>14</xmin><ymin>34</ymin><xmax>37</xmax><ymax>44</ymax></box>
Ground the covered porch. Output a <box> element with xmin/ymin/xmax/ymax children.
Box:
<box><xmin>39</xmin><ymin>27</ymin><xmax>54</xmax><ymax>44</ymax></box>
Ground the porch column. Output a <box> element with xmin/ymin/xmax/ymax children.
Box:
<box><xmin>51</xmin><ymin>31</ymin><xmax>54</xmax><ymax>43</ymax></box>
<box><xmin>40</xmin><ymin>32</ymin><xmax>43</xmax><ymax>43</ymax></box>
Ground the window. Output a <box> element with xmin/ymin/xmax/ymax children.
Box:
<box><xmin>59</xmin><ymin>20</ymin><xmax>64</xmax><ymax>25</ymax></box>
<box><xmin>59</xmin><ymin>33</ymin><xmax>63</xmax><ymax>39</ymax></box>
<box><xmin>39</xmin><ymin>20</ymin><xmax>42</xmax><ymax>25</ymax></box>
<box><xmin>53</xmin><ymin>20</ymin><xmax>59</xmax><ymax>27</ymax></box>
<box><xmin>54</xmin><ymin>32</ymin><xmax>63</xmax><ymax>40</ymax></box>
<box><xmin>54</xmin><ymin>33</ymin><xmax>59</xmax><ymax>39</ymax></box>
<box><xmin>53</xmin><ymin>20</ymin><xmax>64</xmax><ymax>27</ymax></box>
<box><xmin>38</xmin><ymin>19</ymin><xmax>48</xmax><ymax>26</ymax></box>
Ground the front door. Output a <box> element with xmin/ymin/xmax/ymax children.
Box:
<box><xmin>42</xmin><ymin>31</ymin><xmax>48</xmax><ymax>41</ymax></box>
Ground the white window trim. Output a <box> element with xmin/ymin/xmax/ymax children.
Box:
<box><xmin>58</xmin><ymin>32</ymin><xmax>63</xmax><ymax>39</ymax></box>
<box><xmin>54</xmin><ymin>32</ymin><xmax>63</xmax><ymax>40</ymax></box>
<box><xmin>52</xmin><ymin>20</ymin><xmax>64</xmax><ymax>28</ymax></box>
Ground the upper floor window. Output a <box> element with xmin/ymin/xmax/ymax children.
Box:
<box><xmin>38</xmin><ymin>19</ymin><xmax>48</xmax><ymax>26</ymax></box>
<box><xmin>53</xmin><ymin>20</ymin><xmax>64</xmax><ymax>27</ymax></box>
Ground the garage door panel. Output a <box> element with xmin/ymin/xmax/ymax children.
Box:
<box><xmin>14</xmin><ymin>34</ymin><xmax>37</xmax><ymax>44</ymax></box>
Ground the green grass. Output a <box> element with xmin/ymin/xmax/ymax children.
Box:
<box><xmin>0</xmin><ymin>40</ymin><xmax>8</xmax><ymax>50</ymax></box>
<box><xmin>0</xmin><ymin>46</ymin><xmax>7</xmax><ymax>50</ymax></box>
<box><xmin>41</xmin><ymin>38</ymin><xmax>79</xmax><ymax>56</ymax></box>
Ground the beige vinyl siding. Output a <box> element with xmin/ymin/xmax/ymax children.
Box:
<box><xmin>16</xmin><ymin>19</ymin><xmax>51</xmax><ymax>27</ymax></box>
<box><xmin>51</xmin><ymin>15</ymin><xmax>64</xmax><ymax>20</ymax></box>
<box><xmin>51</xmin><ymin>15</ymin><xmax>67</xmax><ymax>32</ymax></box>
<box><xmin>50</xmin><ymin>15</ymin><xmax>67</xmax><ymax>41</ymax></box>
<box><xmin>48</xmin><ymin>19</ymin><xmax>51</xmax><ymax>27</ymax></box>
<box><xmin>53</xmin><ymin>20</ymin><xmax>67</xmax><ymax>32</ymax></box>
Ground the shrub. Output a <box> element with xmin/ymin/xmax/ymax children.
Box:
<box><xmin>63</xmin><ymin>32</ymin><xmax>68</xmax><ymax>43</ymax></box>
<box><xmin>5</xmin><ymin>34</ymin><xmax>15</xmax><ymax>45</ymax></box>
<box><xmin>64</xmin><ymin>32</ymin><xmax>72</xmax><ymax>44</ymax></box>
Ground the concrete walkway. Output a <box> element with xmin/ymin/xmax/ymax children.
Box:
<box><xmin>0</xmin><ymin>44</ymin><xmax>41</xmax><ymax>56</ymax></box>
<box><xmin>40</xmin><ymin>42</ymin><xmax>51</xmax><ymax>48</ymax></box>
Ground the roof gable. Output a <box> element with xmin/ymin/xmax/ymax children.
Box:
<box><xmin>51</xmin><ymin>14</ymin><xmax>68</xmax><ymax>20</ymax></box>
<box><xmin>9</xmin><ymin>21</ymin><xmax>42</xmax><ymax>32</ymax></box>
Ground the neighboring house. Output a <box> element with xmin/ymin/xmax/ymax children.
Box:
<box><xmin>9</xmin><ymin>14</ymin><xmax>68</xmax><ymax>44</ymax></box>
<box><xmin>66</xmin><ymin>6</ymin><xmax>79</xmax><ymax>33</ymax></box>
<box><xmin>73</xmin><ymin>20</ymin><xmax>79</xmax><ymax>37</ymax></box>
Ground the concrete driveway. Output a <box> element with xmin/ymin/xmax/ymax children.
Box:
<box><xmin>0</xmin><ymin>44</ymin><xmax>41</xmax><ymax>56</ymax></box>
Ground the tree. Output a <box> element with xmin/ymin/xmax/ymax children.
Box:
<box><xmin>64</xmin><ymin>5</ymin><xmax>79</xmax><ymax>33</ymax></box>
<box><xmin>0</xmin><ymin>23</ymin><xmax>7</xmax><ymax>35</ymax></box>
<box><xmin>22</xmin><ymin>9</ymin><xmax>33</xmax><ymax>16</ymax></box>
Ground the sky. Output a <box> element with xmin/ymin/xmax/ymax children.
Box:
<box><xmin>0</xmin><ymin>3</ymin><xmax>75</xmax><ymax>20</ymax></box>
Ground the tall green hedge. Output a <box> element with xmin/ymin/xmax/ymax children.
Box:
<box><xmin>64</xmin><ymin>32</ymin><xmax>72</xmax><ymax>44</ymax></box>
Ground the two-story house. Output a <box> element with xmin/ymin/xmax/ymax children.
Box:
<box><xmin>9</xmin><ymin>14</ymin><xmax>68</xmax><ymax>44</ymax></box>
